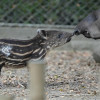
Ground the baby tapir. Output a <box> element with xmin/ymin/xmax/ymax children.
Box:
<box><xmin>0</xmin><ymin>29</ymin><xmax>74</xmax><ymax>73</ymax></box>
<box><xmin>74</xmin><ymin>9</ymin><xmax>100</xmax><ymax>39</ymax></box>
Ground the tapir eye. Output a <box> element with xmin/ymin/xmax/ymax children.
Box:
<box><xmin>58</xmin><ymin>34</ymin><xmax>63</xmax><ymax>38</ymax></box>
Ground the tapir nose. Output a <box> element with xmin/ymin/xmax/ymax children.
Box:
<box><xmin>74</xmin><ymin>30</ymin><xmax>80</xmax><ymax>35</ymax></box>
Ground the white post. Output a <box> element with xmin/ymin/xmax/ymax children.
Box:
<box><xmin>0</xmin><ymin>96</ymin><xmax>14</xmax><ymax>100</ymax></box>
<box><xmin>28</xmin><ymin>60</ymin><xmax>46</xmax><ymax>100</ymax></box>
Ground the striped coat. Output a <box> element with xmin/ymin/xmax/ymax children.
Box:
<box><xmin>0</xmin><ymin>29</ymin><xmax>74</xmax><ymax>73</ymax></box>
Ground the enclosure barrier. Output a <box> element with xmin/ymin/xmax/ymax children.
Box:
<box><xmin>0</xmin><ymin>0</ymin><xmax>100</xmax><ymax>25</ymax></box>
<box><xmin>28</xmin><ymin>60</ymin><xmax>46</xmax><ymax>100</ymax></box>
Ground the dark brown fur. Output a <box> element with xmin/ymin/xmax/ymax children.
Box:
<box><xmin>74</xmin><ymin>9</ymin><xmax>100</xmax><ymax>39</ymax></box>
<box><xmin>0</xmin><ymin>29</ymin><xmax>74</xmax><ymax>73</ymax></box>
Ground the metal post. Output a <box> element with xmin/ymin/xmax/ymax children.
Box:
<box><xmin>28</xmin><ymin>60</ymin><xmax>46</xmax><ymax>100</ymax></box>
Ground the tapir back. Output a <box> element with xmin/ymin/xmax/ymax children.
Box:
<box><xmin>76</xmin><ymin>9</ymin><xmax>100</xmax><ymax>32</ymax></box>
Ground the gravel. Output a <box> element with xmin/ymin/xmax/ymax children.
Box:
<box><xmin>0</xmin><ymin>50</ymin><xmax>99</xmax><ymax>100</ymax></box>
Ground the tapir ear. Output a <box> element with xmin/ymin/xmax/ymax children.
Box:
<box><xmin>37</xmin><ymin>29</ymin><xmax>47</xmax><ymax>39</ymax></box>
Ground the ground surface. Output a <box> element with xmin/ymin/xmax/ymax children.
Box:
<box><xmin>0</xmin><ymin>50</ymin><xmax>99</xmax><ymax>100</ymax></box>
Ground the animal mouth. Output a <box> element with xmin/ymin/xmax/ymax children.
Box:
<box><xmin>82</xmin><ymin>31</ymin><xmax>91</xmax><ymax>38</ymax></box>
<box><xmin>65</xmin><ymin>37</ymin><xmax>71</xmax><ymax>43</ymax></box>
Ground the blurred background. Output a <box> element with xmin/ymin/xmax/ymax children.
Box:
<box><xmin>0</xmin><ymin>0</ymin><xmax>99</xmax><ymax>53</ymax></box>
<box><xmin>0</xmin><ymin>0</ymin><xmax>100</xmax><ymax>25</ymax></box>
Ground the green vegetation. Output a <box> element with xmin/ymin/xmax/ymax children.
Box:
<box><xmin>0</xmin><ymin>0</ymin><xmax>99</xmax><ymax>25</ymax></box>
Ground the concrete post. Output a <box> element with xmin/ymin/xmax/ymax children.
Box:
<box><xmin>0</xmin><ymin>96</ymin><xmax>14</xmax><ymax>100</ymax></box>
<box><xmin>28</xmin><ymin>60</ymin><xmax>46</xmax><ymax>100</ymax></box>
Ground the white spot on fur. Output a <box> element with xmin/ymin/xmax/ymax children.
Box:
<box><xmin>1</xmin><ymin>45</ymin><xmax>12</xmax><ymax>56</ymax></box>
<box><xmin>47</xmin><ymin>46</ymin><xmax>50</xmax><ymax>49</ymax></box>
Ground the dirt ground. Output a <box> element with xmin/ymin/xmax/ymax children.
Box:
<box><xmin>0</xmin><ymin>50</ymin><xmax>99</xmax><ymax>100</ymax></box>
